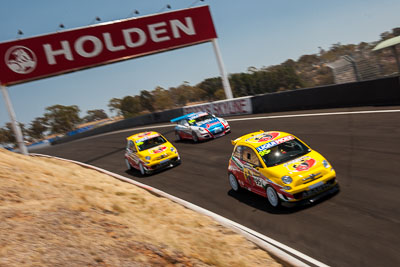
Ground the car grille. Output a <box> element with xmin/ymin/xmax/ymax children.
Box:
<box><xmin>294</xmin><ymin>178</ymin><xmax>336</xmax><ymax>199</ymax></box>
<box><xmin>302</xmin><ymin>172</ymin><xmax>322</xmax><ymax>184</ymax></box>
<box><xmin>151</xmin><ymin>156</ymin><xmax>179</xmax><ymax>170</ymax></box>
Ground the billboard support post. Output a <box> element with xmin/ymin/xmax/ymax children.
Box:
<box><xmin>212</xmin><ymin>38</ymin><xmax>233</xmax><ymax>99</ymax></box>
<box><xmin>1</xmin><ymin>84</ymin><xmax>28</xmax><ymax>155</ymax></box>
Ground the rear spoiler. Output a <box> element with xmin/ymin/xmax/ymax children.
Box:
<box><xmin>170</xmin><ymin>113</ymin><xmax>196</xmax><ymax>123</ymax></box>
<box><xmin>231</xmin><ymin>130</ymin><xmax>264</xmax><ymax>145</ymax></box>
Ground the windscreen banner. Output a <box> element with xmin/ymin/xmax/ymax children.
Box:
<box><xmin>0</xmin><ymin>6</ymin><xmax>217</xmax><ymax>86</ymax></box>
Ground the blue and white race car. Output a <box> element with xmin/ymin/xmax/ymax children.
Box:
<box><xmin>171</xmin><ymin>112</ymin><xmax>231</xmax><ymax>142</ymax></box>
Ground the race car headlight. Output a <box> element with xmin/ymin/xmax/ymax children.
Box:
<box><xmin>221</xmin><ymin>118</ymin><xmax>228</xmax><ymax>124</ymax></box>
<box><xmin>283</xmin><ymin>186</ymin><xmax>291</xmax><ymax>191</ymax></box>
<box><xmin>198</xmin><ymin>127</ymin><xmax>206</xmax><ymax>133</ymax></box>
<box><xmin>145</xmin><ymin>156</ymin><xmax>151</xmax><ymax>161</ymax></box>
<box><xmin>170</xmin><ymin>147</ymin><xmax>174</xmax><ymax>152</ymax></box>
<box><xmin>322</xmin><ymin>160</ymin><xmax>330</xmax><ymax>168</ymax></box>
<box><xmin>281</xmin><ymin>175</ymin><xmax>293</xmax><ymax>184</ymax></box>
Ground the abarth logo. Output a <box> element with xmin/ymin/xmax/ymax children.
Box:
<box><xmin>5</xmin><ymin>46</ymin><xmax>37</xmax><ymax>74</ymax></box>
<box><xmin>303</xmin><ymin>172</ymin><xmax>321</xmax><ymax>181</ymax></box>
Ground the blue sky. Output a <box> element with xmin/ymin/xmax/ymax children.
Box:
<box><xmin>0</xmin><ymin>0</ymin><xmax>399</xmax><ymax>127</ymax></box>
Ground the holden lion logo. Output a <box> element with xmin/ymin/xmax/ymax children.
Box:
<box><xmin>5</xmin><ymin>46</ymin><xmax>37</xmax><ymax>74</ymax></box>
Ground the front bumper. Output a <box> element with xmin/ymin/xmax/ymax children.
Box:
<box><xmin>145</xmin><ymin>156</ymin><xmax>181</xmax><ymax>172</ymax></box>
<box><xmin>198</xmin><ymin>127</ymin><xmax>231</xmax><ymax>140</ymax></box>
<box><xmin>281</xmin><ymin>178</ymin><xmax>338</xmax><ymax>203</ymax></box>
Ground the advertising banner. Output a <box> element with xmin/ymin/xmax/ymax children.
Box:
<box><xmin>184</xmin><ymin>96</ymin><xmax>253</xmax><ymax>116</ymax></box>
<box><xmin>0</xmin><ymin>6</ymin><xmax>217</xmax><ymax>86</ymax></box>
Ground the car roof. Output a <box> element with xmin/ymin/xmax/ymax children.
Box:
<box><xmin>170</xmin><ymin>111</ymin><xmax>209</xmax><ymax>122</ymax></box>
<box><xmin>126</xmin><ymin>131</ymin><xmax>160</xmax><ymax>142</ymax></box>
<box><xmin>231</xmin><ymin>130</ymin><xmax>294</xmax><ymax>149</ymax></box>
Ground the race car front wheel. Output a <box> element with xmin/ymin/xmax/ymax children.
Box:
<box><xmin>192</xmin><ymin>131</ymin><xmax>199</xmax><ymax>143</ymax></box>
<box><xmin>266</xmin><ymin>186</ymin><xmax>280</xmax><ymax>208</ymax></box>
<box><xmin>175</xmin><ymin>131</ymin><xmax>181</xmax><ymax>141</ymax></box>
<box><xmin>228</xmin><ymin>173</ymin><xmax>241</xmax><ymax>192</ymax></box>
<box><xmin>139</xmin><ymin>163</ymin><xmax>147</xmax><ymax>176</ymax></box>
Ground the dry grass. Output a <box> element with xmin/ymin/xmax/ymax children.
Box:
<box><xmin>0</xmin><ymin>148</ymin><xmax>281</xmax><ymax>267</ymax></box>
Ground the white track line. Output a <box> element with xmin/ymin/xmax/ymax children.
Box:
<box><xmin>95</xmin><ymin>109</ymin><xmax>400</xmax><ymax>139</ymax></box>
<box><xmin>227</xmin><ymin>109</ymin><xmax>400</xmax><ymax>122</ymax></box>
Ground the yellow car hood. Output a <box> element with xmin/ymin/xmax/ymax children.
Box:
<box><xmin>137</xmin><ymin>142</ymin><xmax>176</xmax><ymax>161</ymax></box>
<box><xmin>262</xmin><ymin>150</ymin><xmax>331</xmax><ymax>187</ymax></box>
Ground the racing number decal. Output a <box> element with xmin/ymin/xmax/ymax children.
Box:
<box><xmin>253</xmin><ymin>176</ymin><xmax>264</xmax><ymax>188</ymax></box>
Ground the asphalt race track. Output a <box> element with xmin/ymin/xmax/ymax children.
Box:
<box><xmin>35</xmin><ymin>106</ymin><xmax>400</xmax><ymax>267</ymax></box>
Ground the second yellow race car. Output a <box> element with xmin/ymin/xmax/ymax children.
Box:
<box><xmin>125</xmin><ymin>131</ymin><xmax>181</xmax><ymax>175</ymax></box>
<box><xmin>228</xmin><ymin>130</ymin><xmax>339</xmax><ymax>207</ymax></box>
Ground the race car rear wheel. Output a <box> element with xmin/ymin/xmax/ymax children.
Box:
<box><xmin>175</xmin><ymin>131</ymin><xmax>181</xmax><ymax>141</ymax></box>
<box><xmin>192</xmin><ymin>131</ymin><xmax>199</xmax><ymax>143</ymax></box>
<box><xmin>266</xmin><ymin>186</ymin><xmax>280</xmax><ymax>208</ymax></box>
<box><xmin>125</xmin><ymin>158</ymin><xmax>133</xmax><ymax>170</ymax></box>
<box><xmin>228</xmin><ymin>173</ymin><xmax>241</xmax><ymax>192</ymax></box>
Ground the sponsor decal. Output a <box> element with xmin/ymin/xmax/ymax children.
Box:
<box><xmin>135</xmin><ymin>133</ymin><xmax>160</xmax><ymax>143</ymax></box>
<box><xmin>284</xmin><ymin>156</ymin><xmax>316</xmax><ymax>172</ymax></box>
<box><xmin>137</xmin><ymin>132</ymin><xmax>152</xmax><ymax>138</ymax></box>
<box><xmin>151</xmin><ymin>145</ymin><xmax>167</xmax><ymax>154</ymax></box>
<box><xmin>205</xmin><ymin>121</ymin><xmax>220</xmax><ymax>128</ymax></box>
<box><xmin>246</xmin><ymin>131</ymin><xmax>280</xmax><ymax>143</ymax></box>
<box><xmin>256</xmin><ymin>135</ymin><xmax>295</xmax><ymax>152</ymax></box>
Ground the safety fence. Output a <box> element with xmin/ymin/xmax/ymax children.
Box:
<box><xmin>50</xmin><ymin>75</ymin><xmax>400</xmax><ymax>145</ymax></box>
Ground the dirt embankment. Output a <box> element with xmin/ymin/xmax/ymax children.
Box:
<box><xmin>0</xmin><ymin>149</ymin><xmax>281</xmax><ymax>267</ymax></box>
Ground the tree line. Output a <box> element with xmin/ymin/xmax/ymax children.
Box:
<box><xmin>1</xmin><ymin>27</ymin><xmax>399</xmax><ymax>147</ymax></box>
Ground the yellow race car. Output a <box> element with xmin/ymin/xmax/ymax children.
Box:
<box><xmin>228</xmin><ymin>130</ymin><xmax>338</xmax><ymax>207</ymax></box>
<box><xmin>125</xmin><ymin>131</ymin><xmax>181</xmax><ymax>175</ymax></box>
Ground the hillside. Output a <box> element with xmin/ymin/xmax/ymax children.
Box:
<box><xmin>0</xmin><ymin>149</ymin><xmax>280</xmax><ymax>267</ymax></box>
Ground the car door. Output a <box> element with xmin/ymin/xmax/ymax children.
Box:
<box><xmin>126</xmin><ymin>140</ymin><xmax>140</xmax><ymax>169</ymax></box>
<box><xmin>241</xmin><ymin>146</ymin><xmax>265</xmax><ymax>195</ymax></box>
<box><xmin>176</xmin><ymin>119</ymin><xmax>192</xmax><ymax>139</ymax></box>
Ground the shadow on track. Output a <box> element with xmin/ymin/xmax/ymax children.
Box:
<box><xmin>84</xmin><ymin>147</ymin><xmax>125</xmax><ymax>164</ymax></box>
<box><xmin>124</xmin><ymin>163</ymin><xmax>182</xmax><ymax>178</ymax></box>
<box><xmin>227</xmin><ymin>188</ymin><xmax>340</xmax><ymax>214</ymax></box>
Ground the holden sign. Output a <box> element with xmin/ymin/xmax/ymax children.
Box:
<box><xmin>0</xmin><ymin>6</ymin><xmax>217</xmax><ymax>86</ymax></box>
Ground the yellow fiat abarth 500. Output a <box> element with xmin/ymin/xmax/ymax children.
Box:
<box><xmin>125</xmin><ymin>131</ymin><xmax>181</xmax><ymax>175</ymax></box>
<box><xmin>228</xmin><ymin>130</ymin><xmax>339</xmax><ymax>207</ymax></box>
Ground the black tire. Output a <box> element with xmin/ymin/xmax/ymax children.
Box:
<box><xmin>125</xmin><ymin>158</ymin><xmax>133</xmax><ymax>171</ymax></box>
<box><xmin>192</xmin><ymin>131</ymin><xmax>199</xmax><ymax>143</ymax></box>
<box><xmin>175</xmin><ymin>131</ymin><xmax>182</xmax><ymax>141</ymax></box>
<box><xmin>228</xmin><ymin>173</ymin><xmax>241</xmax><ymax>192</ymax></box>
<box><xmin>139</xmin><ymin>163</ymin><xmax>147</xmax><ymax>176</ymax></box>
<box><xmin>266</xmin><ymin>186</ymin><xmax>281</xmax><ymax>208</ymax></box>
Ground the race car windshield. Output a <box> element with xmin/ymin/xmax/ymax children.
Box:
<box><xmin>260</xmin><ymin>139</ymin><xmax>311</xmax><ymax>167</ymax></box>
<box><xmin>137</xmin><ymin>136</ymin><xmax>167</xmax><ymax>151</ymax></box>
<box><xmin>188</xmin><ymin>114</ymin><xmax>214</xmax><ymax>125</ymax></box>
